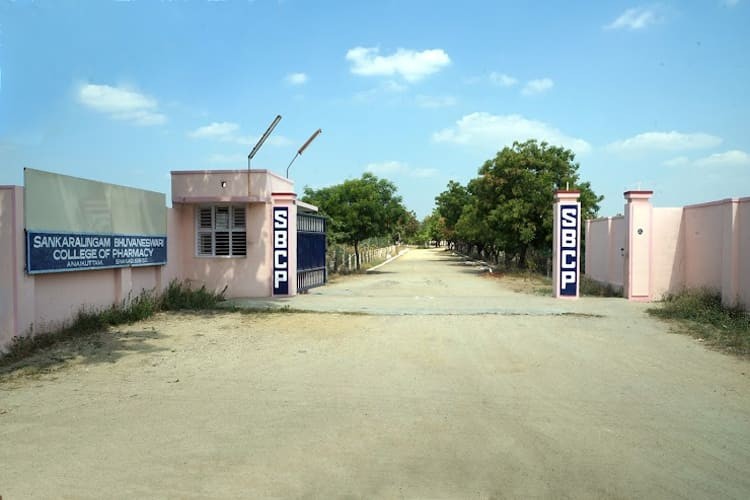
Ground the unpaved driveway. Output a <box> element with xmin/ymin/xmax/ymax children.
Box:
<box><xmin>1</xmin><ymin>249</ymin><xmax>749</xmax><ymax>499</ymax></box>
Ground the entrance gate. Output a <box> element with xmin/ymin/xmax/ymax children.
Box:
<box><xmin>296</xmin><ymin>213</ymin><xmax>327</xmax><ymax>291</ymax></box>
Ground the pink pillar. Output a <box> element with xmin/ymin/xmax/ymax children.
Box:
<box><xmin>721</xmin><ymin>199</ymin><xmax>740</xmax><ymax>307</ymax></box>
<box><xmin>0</xmin><ymin>186</ymin><xmax>35</xmax><ymax>348</ymax></box>
<box><xmin>114</xmin><ymin>267</ymin><xmax>132</xmax><ymax>304</ymax></box>
<box><xmin>623</xmin><ymin>190</ymin><xmax>653</xmax><ymax>301</ymax></box>
<box><xmin>553</xmin><ymin>190</ymin><xmax>581</xmax><ymax>299</ymax></box>
<box><xmin>270</xmin><ymin>192</ymin><xmax>298</xmax><ymax>297</ymax></box>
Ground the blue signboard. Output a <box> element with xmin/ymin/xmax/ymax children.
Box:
<box><xmin>273</xmin><ymin>207</ymin><xmax>289</xmax><ymax>295</ymax></box>
<box><xmin>559</xmin><ymin>204</ymin><xmax>579</xmax><ymax>297</ymax></box>
<box><xmin>26</xmin><ymin>231</ymin><xmax>167</xmax><ymax>274</ymax></box>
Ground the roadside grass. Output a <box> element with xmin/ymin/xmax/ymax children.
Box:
<box><xmin>647</xmin><ymin>289</ymin><xmax>750</xmax><ymax>356</ymax></box>
<box><xmin>0</xmin><ymin>280</ymin><xmax>226</xmax><ymax>368</ymax></box>
<box><xmin>580</xmin><ymin>276</ymin><xmax>622</xmax><ymax>297</ymax></box>
<box><xmin>486</xmin><ymin>270</ymin><xmax>553</xmax><ymax>296</ymax></box>
<box><xmin>160</xmin><ymin>281</ymin><xmax>227</xmax><ymax>310</ymax></box>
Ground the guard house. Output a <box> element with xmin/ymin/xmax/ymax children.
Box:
<box><xmin>0</xmin><ymin>168</ymin><xmax>326</xmax><ymax>350</ymax></box>
<box><xmin>169</xmin><ymin>168</ymin><xmax>327</xmax><ymax>298</ymax></box>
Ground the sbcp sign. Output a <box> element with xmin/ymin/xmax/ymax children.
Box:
<box><xmin>273</xmin><ymin>207</ymin><xmax>289</xmax><ymax>295</ymax></box>
<box><xmin>558</xmin><ymin>204</ymin><xmax>579</xmax><ymax>297</ymax></box>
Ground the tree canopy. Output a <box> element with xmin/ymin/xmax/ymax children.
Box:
<box><xmin>434</xmin><ymin>139</ymin><xmax>602</xmax><ymax>269</ymax></box>
<box><xmin>302</xmin><ymin>172</ymin><xmax>407</xmax><ymax>269</ymax></box>
<box><xmin>433</xmin><ymin>180</ymin><xmax>469</xmax><ymax>245</ymax></box>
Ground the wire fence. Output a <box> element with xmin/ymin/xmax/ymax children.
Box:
<box><xmin>327</xmin><ymin>243</ymin><xmax>401</xmax><ymax>274</ymax></box>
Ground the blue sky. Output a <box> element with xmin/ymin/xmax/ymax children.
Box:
<box><xmin>1</xmin><ymin>0</ymin><xmax>748</xmax><ymax>218</ymax></box>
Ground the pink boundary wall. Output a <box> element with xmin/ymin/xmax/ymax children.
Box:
<box><xmin>0</xmin><ymin>170</ymin><xmax>306</xmax><ymax>351</ymax></box>
<box><xmin>585</xmin><ymin>191</ymin><xmax>750</xmax><ymax>309</ymax></box>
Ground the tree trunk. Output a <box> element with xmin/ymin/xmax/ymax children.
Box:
<box><xmin>519</xmin><ymin>246</ymin><xmax>528</xmax><ymax>270</ymax></box>
<box><xmin>354</xmin><ymin>241</ymin><xmax>361</xmax><ymax>270</ymax></box>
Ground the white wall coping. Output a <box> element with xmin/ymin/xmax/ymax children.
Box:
<box><xmin>587</xmin><ymin>215</ymin><xmax>625</xmax><ymax>223</ymax></box>
<box><xmin>170</xmin><ymin>169</ymin><xmax>291</xmax><ymax>182</ymax></box>
<box><xmin>297</xmin><ymin>200</ymin><xmax>319</xmax><ymax>213</ymax></box>
<box><xmin>683</xmin><ymin>197</ymin><xmax>746</xmax><ymax>210</ymax></box>
<box><xmin>172</xmin><ymin>195</ymin><xmax>268</xmax><ymax>204</ymax></box>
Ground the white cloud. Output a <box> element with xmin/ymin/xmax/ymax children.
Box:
<box><xmin>352</xmin><ymin>80</ymin><xmax>408</xmax><ymax>102</ymax></box>
<box><xmin>383</xmin><ymin>80</ymin><xmax>408</xmax><ymax>92</ymax></box>
<box><xmin>284</xmin><ymin>72</ymin><xmax>308</xmax><ymax>85</ymax></box>
<box><xmin>662</xmin><ymin>150</ymin><xmax>750</xmax><ymax>168</ymax></box>
<box><xmin>188</xmin><ymin>122</ymin><xmax>239</xmax><ymax>140</ymax></box>
<box><xmin>489</xmin><ymin>72</ymin><xmax>517</xmax><ymax>87</ymax></box>
<box><xmin>605</xmin><ymin>7</ymin><xmax>658</xmax><ymax>30</ymax></box>
<box><xmin>433</xmin><ymin>112</ymin><xmax>591</xmax><ymax>155</ymax></box>
<box><xmin>723</xmin><ymin>0</ymin><xmax>740</xmax><ymax>7</ymax></box>
<box><xmin>346</xmin><ymin>46</ymin><xmax>450</xmax><ymax>82</ymax></box>
<box><xmin>521</xmin><ymin>78</ymin><xmax>554</xmax><ymax>96</ymax></box>
<box><xmin>78</xmin><ymin>83</ymin><xmax>166</xmax><ymax>126</ymax></box>
<box><xmin>662</xmin><ymin>156</ymin><xmax>690</xmax><ymax>167</ymax></box>
<box><xmin>189</xmin><ymin>121</ymin><xmax>291</xmax><ymax>148</ymax></box>
<box><xmin>694</xmin><ymin>150</ymin><xmax>750</xmax><ymax>167</ymax></box>
<box><xmin>415</xmin><ymin>95</ymin><xmax>457</xmax><ymax>108</ymax></box>
<box><xmin>607</xmin><ymin>131</ymin><xmax>722</xmax><ymax>153</ymax></box>
<box><xmin>365</xmin><ymin>161</ymin><xmax>438</xmax><ymax>178</ymax></box>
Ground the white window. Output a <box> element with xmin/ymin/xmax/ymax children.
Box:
<box><xmin>196</xmin><ymin>205</ymin><xmax>247</xmax><ymax>257</ymax></box>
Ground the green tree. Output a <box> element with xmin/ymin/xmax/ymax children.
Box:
<box><xmin>394</xmin><ymin>209</ymin><xmax>420</xmax><ymax>244</ymax></box>
<box><xmin>434</xmin><ymin>180</ymin><xmax>470</xmax><ymax>247</ymax></box>
<box><xmin>423</xmin><ymin>211</ymin><xmax>449</xmax><ymax>247</ymax></box>
<box><xmin>302</xmin><ymin>173</ymin><xmax>406</xmax><ymax>269</ymax></box>
<box><xmin>471</xmin><ymin>139</ymin><xmax>602</xmax><ymax>268</ymax></box>
<box><xmin>454</xmin><ymin>193</ymin><xmax>494</xmax><ymax>257</ymax></box>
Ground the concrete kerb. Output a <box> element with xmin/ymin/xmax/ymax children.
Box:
<box><xmin>365</xmin><ymin>247</ymin><xmax>410</xmax><ymax>273</ymax></box>
<box><xmin>446</xmin><ymin>249</ymin><xmax>494</xmax><ymax>273</ymax></box>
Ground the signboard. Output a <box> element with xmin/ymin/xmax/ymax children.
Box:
<box><xmin>26</xmin><ymin>231</ymin><xmax>167</xmax><ymax>274</ymax></box>
<box><xmin>24</xmin><ymin>168</ymin><xmax>166</xmax><ymax>235</ymax></box>
<box><xmin>23</xmin><ymin>168</ymin><xmax>168</xmax><ymax>275</ymax></box>
<box><xmin>558</xmin><ymin>204</ymin><xmax>579</xmax><ymax>297</ymax></box>
<box><xmin>273</xmin><ymin>207</ymin><xmax>289</xmax><ymax>295</ymax></box>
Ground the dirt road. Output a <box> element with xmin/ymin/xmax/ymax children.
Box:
<box><xmin>1</xmin><ymin>249</ymin><xmax>749</xmax><ymax>499</ymax></box>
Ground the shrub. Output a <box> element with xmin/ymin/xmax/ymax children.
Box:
<box><xmin>160</xmin><ymin>281</ymin><xmax>226</xmax><ymax>310</ymax></box>
<box><xmin>579</xmin><ymin>276</ymin><xmax>621</xmax><ymax>297</ymax></box>
<box><xmin>0</xmin><ymin>280</ymin><xmax>226</xmax><ymax>366</ymax></box>
<box><xmin>648</xmin><ymin>289</ymin><xmax>750</xmax><ymax>356</ymax></box>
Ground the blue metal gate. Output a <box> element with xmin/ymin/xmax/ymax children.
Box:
<box><xmin>297</xmin><ymin>213</ymin><xmax>327</xmax><ymax>291</ymax></box>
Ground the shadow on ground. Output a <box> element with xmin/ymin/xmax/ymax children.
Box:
<box><xmin>0</xmin><ymin>326</ymin><xmax>172</xmax><ymax>380</ymax></box>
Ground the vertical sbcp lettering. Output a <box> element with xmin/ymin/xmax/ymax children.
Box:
<box><xmin>273</xmin><ymin>207</ymin><xmax>289</xmax><ymax>295</ymax></box>
<box><xmin>559</xmin><ymin>205</ymin><xmax>578</xmax><ymax>296</ymax></box>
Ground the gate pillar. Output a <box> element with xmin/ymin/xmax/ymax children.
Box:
<box><xmin>271</xmin><ymin>192</ymin><xmax>297</xmax><ymax>297</ymax></box>
<box><xmin>553</xmin><ymin>190</ymin><xmax>581</xmax><ymax>299</ymax></box>
<box><xmin>623</xmin><ymin>190</ymin><xmax>653</xmax><ymax>301</ymax></box>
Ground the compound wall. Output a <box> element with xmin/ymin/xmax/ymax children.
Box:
<box><xmin>585</xmin><ymin>193</ymin><xmax>750</xmax><ymax>309</ymax></box>
<box><xmin>0</xmin><ymin>169</ymin><xmax>306</xmax><ymax>351</ymax></box>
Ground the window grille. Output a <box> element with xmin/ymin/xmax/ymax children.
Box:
<box><xmin>196</xmin><ymin>205</ymin><xmax>246</xmax><ymax>257</ymax></box>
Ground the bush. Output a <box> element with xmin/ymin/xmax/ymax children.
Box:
<box><xmin>160</xmin><ymin>281</ymin><xmax>226</xmax><ymax>310</ymax></box>
<box><xmin>648</xmin><ymin>289</ymin><xmax>750</xmax><ymax>356</ymax></box>
<box><xmin>0</xmin><ymin>280</ymin><xmax>226</xmax><ymax>366</ymax></box>
<box><xmin>579</xmin><ymin>276</ymin><xmax>622</xmax><ymax>297</ymax></box>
